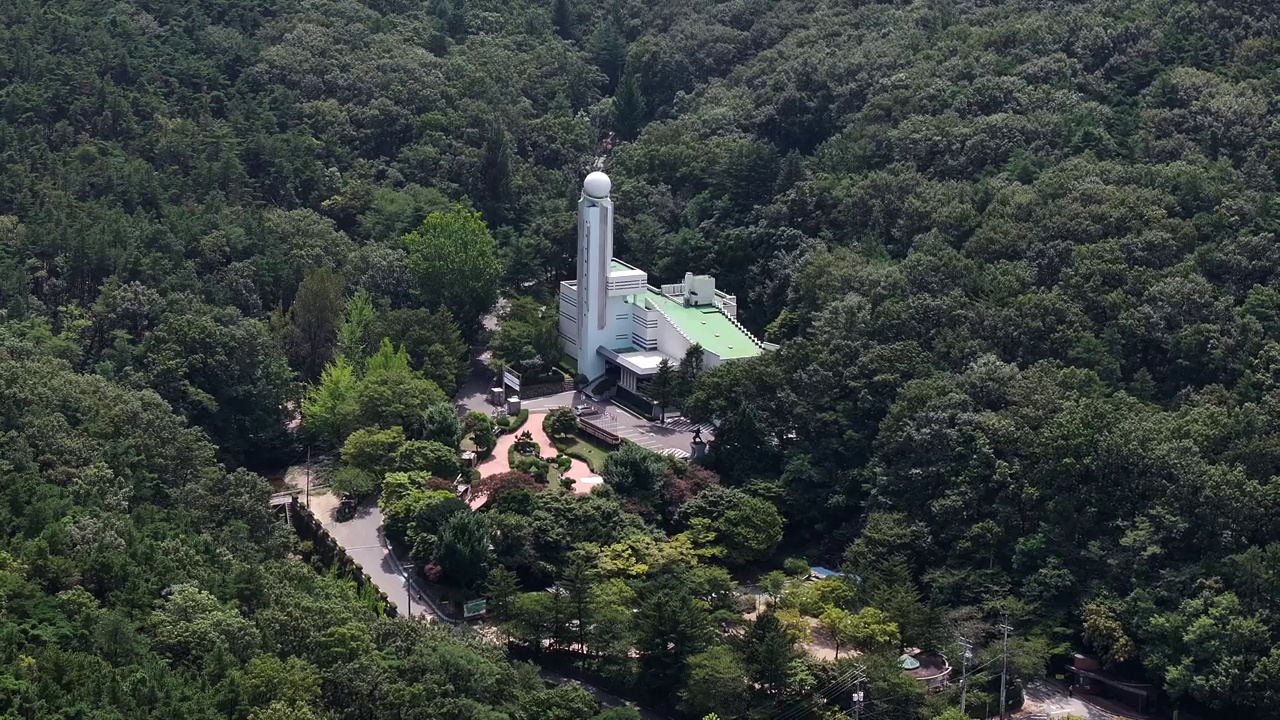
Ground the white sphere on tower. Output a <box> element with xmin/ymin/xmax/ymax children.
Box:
<box><xmin>583</xmin><ymin>171</ymin><xmax>612</xmax><ymax>199</ymax></box>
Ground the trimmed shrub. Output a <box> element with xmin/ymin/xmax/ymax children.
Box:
<box><xmin>783</xmin><ymin>557</ymin><xmax>811</xmax><ymax>577</ymax></box>
<box><xmin>495</xmin><ymin>409</ymin><xmax>529</xmax><ymax>433</ymax></box>
<box><xmin>513</xmin><ymin>456</ymin><xmax>549</xmax><ymax>476</ymax></box>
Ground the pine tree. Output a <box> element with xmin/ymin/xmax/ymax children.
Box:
<box><xmin>868</xmin><ymin>561</ymin><xmax>931</xmax><ymax>652</ymax></box>
<box><xmin>552</xmin><ymin>0</ymin><xmax>576</xmax><ymax>42</ymax></box>
<box><xmin>675</xmin><ymin>342</ymin><xmax>704</xmax><ymax>404</ymax></box>
<box><xmin>650</xmin><ymin>357</ymin><xmax>675</xmax><ymax>422</ymax></box>
<box><xmin>337</xmin><ymin>289</ymin><xmax>374</xmax><ymax>361</ymax></box>
<box><xmin>479</xmin><ymin>119</ymin><xmax>513</xmax><ymax>226</ymax></box>
<box><xmin>613</xmin><ymin>65</ymin><xmax>645</xmax><ymax>141</ymax></box>
<box><xmin>636</xmin><ymin>578</ymin><xmax>710</xmax><ymax>702</ymax></box>
<box><xmin>447</xmin><ymin>0</ymin><xmax>468</xmax><ymax>38</ymax></box>
<box><xmin>742</xmin><ymin>610</ymin><xmax>798</xmax><ymax>696</ymax></box>
<box><xmin>485</xmin><ymin>566</ymin><xmax>520</xmax><ymax>641</ymax></box>
<box><xmin>589</xmin><ymin>20</ymin><xmax>627</xmax><ymax>91</ymax></box>
<box><xmin>429</xmin><ymin>0</ymin><xmax>450</xmax><ymax>26</ymax></box>
<box><xmin>286</xmin><ymin>266</ymin><xmax>346</xmax><ymax>381</ymax></box>
<box><xmin>774</xmin><ymin>150</ymin><xmax>806</xmax><ymax>195</ymax></box>
<box><xmin>558</xmin><ymin>551</ymin><xmax>596</xmax><ymax>658</ymax></box>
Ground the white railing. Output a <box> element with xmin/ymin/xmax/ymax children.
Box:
<box><xmin>559</xmin><ymin>281</ymin><xmax>578</xmax><ymax>307</ymax></box>
<box><xmin>723</xmin><ymin>311</ymin><xmax>769</xmax><ymax>352</ymax></box>
<box><xmin>647</xmin><ymin>299</ymin><xmax>696</xmax><ymax>348</ymax></box>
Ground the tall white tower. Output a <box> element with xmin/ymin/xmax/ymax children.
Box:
<box><xmin>576</xmin><ymin>171</ymin><xmax>614</xmax><ymax>380</ymax></box>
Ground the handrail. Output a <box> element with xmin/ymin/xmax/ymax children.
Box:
<box><xmin>722</xmin><ymin>311</ymin><xmax>768</xmax><ymax>351</ymax></box>
<box><xmin>647</xmin><ymin>299</ymin><xmax>696</xmax><ymax>347</ymax></box>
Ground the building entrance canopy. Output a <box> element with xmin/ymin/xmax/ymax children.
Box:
<box><xmin>597</xmin><ymin>346</ymin><xmax>671</xmax><ymax>376</ymax></box>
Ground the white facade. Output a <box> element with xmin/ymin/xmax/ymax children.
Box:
<box><xmin>559</xmin><ymin>172</ymin><xmax>767</xmax><ymax>384</ymax></box>
<box><xmin>573</xmin><ymin>176</ymin><xmax>614</xmax><ymax>380</ymax></box>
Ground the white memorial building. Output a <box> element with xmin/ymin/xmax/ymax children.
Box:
<box><xmin>558</xmin><ymin>172</ymin><xmax>775</xmax><ymax>392</ymax></box>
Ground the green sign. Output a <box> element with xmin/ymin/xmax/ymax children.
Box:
<box><xmin>463</xmin><ymin>599</ymin><xmax>487</xmax><ymax>618</ymax></box>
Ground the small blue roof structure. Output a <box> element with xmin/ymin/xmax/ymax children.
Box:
<box><xmin>809</xmin><ymin>566</ymin><xmax>842</xmax><ymax>579</ymax></box>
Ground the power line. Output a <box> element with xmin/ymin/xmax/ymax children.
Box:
<box><xmin>772</xmin><ymin>665</ymin><xmax>867</xmax><ymax>720</ymax></box>
<box><xmin>773</xmin><ymin>670</ymin><xmax>863</xmax><ymax>720</ymax></box>
<box><xmin>755</xmin><ymin>667</ymin><xmax>858</xmax><ymax>720</ymax></box>
<box><xmin>851</xmin><ymin>675</ymin><xmax>865</xmax><ymax>720</ymax></box>
<box><xmin>775</xmin><ymin>645</ymin><xmax>1011</xmax><ymax>720</ymax></box>
<box><xmin>999</xmin><ymin>616</ymin><xmax>1012</xmax><ymax>720</ymax></box>
<box><xmin>849</xmin><ymin>654</ymin><xmax>1005</xmax><ymax>719</ymax></box>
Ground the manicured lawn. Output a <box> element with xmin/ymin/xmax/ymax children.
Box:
<box><xmin>554</xmin><ymin>431</ymin><xmax>613</xmax><ymax>472</ymax></box>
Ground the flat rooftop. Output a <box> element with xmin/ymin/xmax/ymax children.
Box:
<box><xmin>609</xmin><ymin>259</ymin><xmax>647</xmax><ymax>281</ymax></box>
<box><xmin>642</xmin><ymin>290</ymin><xmax>761</xmax><ymax>360</ymax></box>
<box><xmin>600</xmin><ymin>347</ymin><xmax>669</xmax><ymax>375</ymax></box>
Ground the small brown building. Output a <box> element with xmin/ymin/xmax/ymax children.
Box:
<box><xmin>1069</xmin><ymin>654</ymin><xmax>1158</xmax><ymax>714</ymax></box>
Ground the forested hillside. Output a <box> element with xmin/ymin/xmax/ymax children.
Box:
<box><xmin>2</xmin><ymin>0</ymin><xmax>1279</xmax><ymax>718</ymax></box>
<box><xmin>0</xmin><ymin>325</ymin><xmax>627</xmax><ymax>719</ymax></box>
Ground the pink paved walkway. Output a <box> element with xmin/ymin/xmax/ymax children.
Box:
<box><xmin>470</xmin><ymin>413</ymin><xmax>596</xmax><ymax>508</ymax></box>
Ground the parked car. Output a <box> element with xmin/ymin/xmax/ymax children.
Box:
<box><xmin>573</xmin><ymin>403</ymin><xmax>599</xmax><ymax>417</ymax></box>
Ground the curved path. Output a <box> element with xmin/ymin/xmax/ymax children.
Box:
<box><xmin>469</xmin><ymin>413</ymin><xmax>597</xmax><ymax>508</ymax></box>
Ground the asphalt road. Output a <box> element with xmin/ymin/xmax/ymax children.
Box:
<box><xmin>293</xmin><ymin>485</ymin><xmax>446</xmax><ymax>622</ymax></box>
<box><xmin>1019</xmin><ymin>679</ymin><xmax>1139</xmax><ymax>720</ymax></box>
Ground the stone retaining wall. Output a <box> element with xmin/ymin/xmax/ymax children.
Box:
<box><xmin>521</xmin><ymin>380</ymin><xmax>575</xmax><ymax>399</ymax></box>
<box><xmin>275</xmin><ymin>497</ymin><xmax>398</xmax><ymax>618</ymax></box>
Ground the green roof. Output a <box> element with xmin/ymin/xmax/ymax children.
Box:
<box><xmin>610</xmin><ymin>259</ymin><xmax>640</xmax><ymax>273</ymax></box>
<box><xmin>644</xmin><ymin>291</ymin><xmax>762</xmax><ymax>360</ymax></box>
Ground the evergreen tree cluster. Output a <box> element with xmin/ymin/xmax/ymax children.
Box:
<box><xmin>2</xmin><ymin>0</ymin><xmax>1280</xmax><ymax>717</ymax></box>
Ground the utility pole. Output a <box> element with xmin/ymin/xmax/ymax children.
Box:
<box><xmin>999</xmin><ymin>616</ymin><xmax>1012</xmax><ymax>720</ymax></box>
<box><xmin>852</xmin><ymin>676</ymin><xmax>865</xmax><ymax>720</ymax></box>
<box><xmin>404</xmin><ymin>568</ymin><xmax>414</xmax><ymax>617</ymax></box>
<box><xmin>958</xmin><ymin>635</ymin><xmax>973</xmax><ymax>715</ymax></box>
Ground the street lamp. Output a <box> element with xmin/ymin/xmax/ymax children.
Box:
<box><xmin>400</xmin><ymin>568</ymin><xmax>414</xmax><ymax>617</ymax></box>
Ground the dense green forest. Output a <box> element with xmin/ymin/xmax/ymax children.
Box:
<box><xmin>3</xmin><ymin>0</ymin><xmax>1280</xmax><ymax>718</ymax></box>
<box><xmin>0</xmin><ymin>324</ymin><xmax>631</xmax><ymax>719</ymax></box>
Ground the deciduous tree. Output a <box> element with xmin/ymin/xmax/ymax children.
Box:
<box><xmin>436</xmin><ymin>511</ymin><xmax>494</xmax><ymax>589</ymax></box>
<box><xmin>465</xmin><ymin>410</ymin><xmax>498</xmax><ymax>453</ymax></box>
<box><xmin>403</xmin><ymin>208</ymin><xmax>500</xmax><ymax>338</ymax></box>
<box><xmin>302</xmin><ymin>356</ymin><xmax>360</xmax><ymax>444</ymax></box>
<box><xmin>420</xmin><ymin>401</ymin><xmax>464</xmax><ymax>448</ymax></box>
<box><xmin>680</xmin><ymin>646</ymin><xmax>749</xmax><ymax>719</ymax></box>
<box><xmin>545</xmin><ymin>407</ymin><xmax>579</xmax><ymax>438</ymax></box>
<box><xmin>602</xmin><ymin>442</ymin><xmax>665</xmax><ymax>504</ymax></box>
<box><xmin>341</xmin><ymin>426</ymin><xmax>407</xmax><ymax>480</ymax></box>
